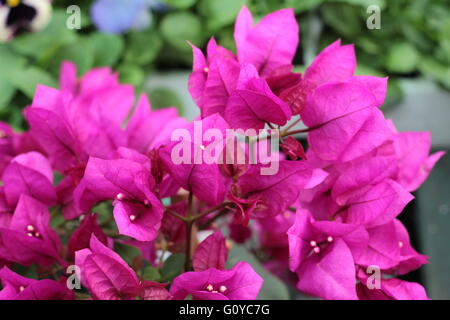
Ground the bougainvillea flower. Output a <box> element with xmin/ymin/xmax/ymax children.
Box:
<box><xmin>125</xmin><ymin>94</ymin><xmax>189</xmax><ymax>154</ymax></box>
<box><xmin>75</xmin><ymin>234</ymin><xmax>140</xmax><ymax>300</ymax></box>
<box><xmin>336</xmin><ymin>179</ymin><xmax>413</xmax><ymax>228</ymax></box>
<box><xmin>356</xmin><ymin>276</ymin><xmax>429</xmax><ymax>300</ymax></box>
<box><xmin>2</xmin><ymin>151</ymin><xmax>56</xmax><ymax>207</ymax></box>
<box><xmin>0</xmin><ymin>267</ymin><xmax>73</xmax><ymax>300</ymax></box>
<box><xmin>279</xmin><ymin>40</ymin><xmax>356</xmax><ymax>114</ymax></box>
<box><xmin>188</xmin><ymin>38</ymin><xmax>240</xmax><ymax>118</ymax></box>
<box><xmin>234</xmin><ymin>6</ymin><xmax>299</xmax><ymax>77</ymax></box>
<box><xmin>391</xmin><ymin>131</ymin><xmax>445</xmax><ymax>192</ymax></box>
<box><xmin>288</xmin><ymin>209</ymin><xmax>369</xmax><ymax>300</ymax></box>
<box><xmin>160</xmin><ymin>200</ymin><xmax>187</xmax><ymax>245</ymax></box>
<box><xmin>257</xmin><ymin>210</ymin><xmax>295</xmax><ymax>263</ymax></box>
<box><xmin>140</xmin><ymin>281</ymin><xmax>171</xmax><ymax>300</ymax></box>
<box><xmin>235</xmin><ymin>161</ymin><xmax>327</xmax><ymax>218</ymax></box>
<box><xmin>159</xmin><ymin>113</ymin><xmax>233</xmax><ymax>206</ymax></box>
<box><xmin>67</xmin><ymin>213</ymin><xmax>109</xmax><ymax>260</ymax></box>
<box><xmin>193</xmin><ymin>230</ymin><xmax>228</xmax><ymax>272</ymax></box>
<box><xmin>388</xmin><ymin>219</ymin><xmax>428</xmax><ymax>275</ymax></box>
<box><xmin>0</xmin><ymin>195</ymin><xmax>62</xmax><ymax>266</ymax></box>
<box><xmin>280</xmin><ymin>136</ymin><xmax>307</xmax><ymax>160</ymax></box>
<box><xmin>170</xmin><ymin>262</ymin><xmax>263</xmax><ymax>300</ymax></box>
<box><xmin>356</xmin><ymin>219</ymin><xmax>427</xmax><ymax>272</ymax></box>
<box><xmin>75</xmin><ymin>156</ymin><xmax>163</xmax><ymax>241</ymax></box>
<box><xmin>228</xmin><ymin>223</ymin><xmax>252</xmax><ymax>244</ymax></box>
<box><xmin>0</xmin><ymin>189</ymin><xmax>12</xmax><ymax>228</ymax></box>
<box><xmin>302</xmin><ymin>82</ymin><xmax>392</xmax><ymax>162</ymax></box>
<box><xmin>224</xmin><ymin>64</ymin><xmax>292</xmax><ymax>130</ymax></box>
<box><xmin>227</xmin><ymin>193</ymin><xmax>263</xmax><ymax>226</ymax></box>
<box><xmin>0</xmin><ymin>122</ymin><xmax>15</xmax><ymax>175</ymax></box>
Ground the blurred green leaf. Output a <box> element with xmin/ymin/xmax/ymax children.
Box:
<box><xmin>90</xmin><ymin>33</ymin><xmax>124</xmax><ymax>67</ymax></box>
<box><xmin>143</xmin><ymin>265</ymin><xmax>162</xmax><ymax>282</ymax></box>
<box><xmin>227</xmin><ymin>245</ymin><xmax>290</xmax><ymax>300</ymax></box>
<box><xmin>125</xmin><ymin>31</ymin><xmax>162</xmax><ymax>66</ymax></box>
<box><xmin>385</xmin><ymin>43</ymin><xmax>420</xmax><ymax>74</ymax></box>
<box><xmin>162</xmin><ymin>0</ymin><xmax>197</xmax><ymax>9</ymax></box>
<box><xmin>50</xmin><ymin>37</ymin><xmax>95</xmax><ymax>76</ymax></box>
<box><xmin>287</xmin><ymin>0</ymin><xmax>325</xmax><ymax>12</ymax></box>
<box><xmin>147</xmin><ymin>87</ymin><xmax>184</xmax><ymax>115</ymax></box>
<box><xmin>160</xmin><ymin>12</ymin><xmax>203</xmax><ymax>51</ymax></box>
<box><xmin>161</xmin><ymin>253</ymin><xmax>185</xmax><ymax>282</ymax></box>
<box><xmin>198</xmin><ymin>0</ymin><xmax>246</xmax><ymax>31</ymax></box>
<box><xmin>114</xmin><ymin>242</ymin><xmax>142</xmax><ymax>266</ymax></box>
<box><xmin>419</xmin><ymin>58</ymin><xmax>450</xmax><ymax>89</ymax></box>
<box><xmin>118</xmin><ymin>64</ymin><xmax>145</xmax><ymax>88</ymax></box>
<box><xmin>11</xmin><ymin>67</ymin><xmax>57</xmax><ymax>99</ymax></box>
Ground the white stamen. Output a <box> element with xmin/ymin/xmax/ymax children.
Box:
<box><xmin>19</xmin><ymin>286</ymin><xmax>25</xmax><ymax>292</ymax></box>
<box><xmin>116</xmin><ymin>193</ymin><xmax>125</xmax><ymax>201</ymax></box>
<box><xmin>199</xmin><ymin>145</ymin><xmax>206</xmax><ymax>151</ymax></box>
<box><xmin>204</xmin><ymin>67</ymin><xmax>209</xmax><ymax>73</ymax></box>
<box><xmin>398</xmin><ymin>241</ymin><xmax>404</xmax><ymax>248</ymax></box>
<box><xmin>309</xmin><ymin>240</ymin><xmax>317</xmax><ymax>247</ymax></box>
<box><xmin>219</xmin><ymin>285</ymin><xmax>227</xmax><ymax>293</ymax></box>
<box><xmin>129</xmin><ymin>215</ymin><xmax>136</xmax><ymax>221</ymax></box>
<box><xmin>206</xmin><ymin>284</ymin><xmax>214</xmax><ymax>292</ymax></box>
<box><xmin>313</xmin><ymin>246</ymin><xmax>321</xmax><ymax>254</ymax></box>
<box><xmin>327</xmin><ymin>236</ymin><xmax>334</xmax><ymax>243</ymax></box>
<box><xmin>26</xmin><ymin>225</ymin><xmax>35</xmax><ymax>232</ymax></box>
<box><xmin>27</xmin><ymin>233</ymin><xmax>33</xmax><ymax>237</ymax></box>
<box><xmin>143</xmin><ymin>199</ymin><xmax>149</xmax><ymax>206</ymax></box>
<box><xmin>212</xmin><ymin>290</ymin><xmax>218</xmax><ymax>293</ymax></box>
<box><xmin>34</xmin><ymin>232</ymin><xmax>40</xmax><ymax>238</ymax></box>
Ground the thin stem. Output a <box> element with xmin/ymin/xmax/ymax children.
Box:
<box><xmin>281</xmin><ymin>127</ymin><xmax>312</xmax><ymax>137</ymax></box>
<box><xmin>198</xmin><ymin>208</ymin><xmax>230</xmax><ymax>230</ymax></box>
<box><xmin>184</xmin><ymin>192</ymin><xmax>194</xmax><ymax>271</ymax></box>
<box><xmin>281</xmin><ymin>118</ymin><xmax>302</xmax><ymax>135</ymax></box>
<box><xmin>165</xmin><ymin>208</ymin><xmax>187</xmax><ymax>222</ymax></box>
<box><xmin>191</xmin><ymin>202</ymin><xmax>232</xmax><ymax>222</ymax></box>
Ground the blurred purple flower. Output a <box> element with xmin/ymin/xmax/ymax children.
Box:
<box><xmin>91</xmin><ymin>0</ymin><xmax>153</xmax><ymax>34</ymax></box>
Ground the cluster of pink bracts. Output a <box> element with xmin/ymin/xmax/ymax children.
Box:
<box><xmin>0</xmin><ymin>6</ymin><xmax>444</xmax><ymax>300</ymax></box>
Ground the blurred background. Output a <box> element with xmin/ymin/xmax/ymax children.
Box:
<box><xmin>0</xmin><ymin>0</ymin><xmax>449</xmax><ymax>299</ymax></box>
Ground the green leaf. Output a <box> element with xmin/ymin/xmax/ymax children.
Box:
<box><xmin>147</xmin><ymin>87</ymin><xmax>184</xmax><ymax>115</ymax></box>
<box><xmin>50</xmin><ymin>37</ymin><xmax>95</xmax><ymax>76</ymax></box>
<box><xmin>160</xmin><ymin>12</ymin><xmax>203</xmax><ymax>51</ymax></box>
<box><xmin>161</xmin><ymin>253</ymin><xmax>185</xmax><ymax>282</ymax></box>
<box><xmin>419</xmin><ymin>58</ymin><xmax>450</xmax><ymax>89</ymax></box>
<box><xmin>114</xmin><ymin>242</ymin><xmax>142</xmax><ymax>266</ymax></box>
<box><xmin>162</xmin><ymin>0</ymin><xmax>197</xmax><ymax>9</ymax></box>
<box><xmin>0</xmin><ymin>78</ymin><xmax>16</xmax><ymax>110</ymax></box>
<box><xmin>198</xmin><ymin>0</ymin><xmax>246</xmax><ymax>31</ymax></box>
<box><xmin>118</xmin><ymin>64</ymin><xmax>145</xmax><ymax>88</ymax></box>
<box><xmin>227</xmin><ymin>245</ymin><xmax>290</xmax><ymax>300</ymax></box>
<box><xmin>143</xmin><ymin>266</ymin><xmax>162</xmax><ymax>282</ymax></box>
<box><xmin>11</xmin><ymin>67</ymin><xmax>57</xmax><ymax>99</ymax></box>
<box><xmin>89</xmin><ymin>33</ymin><xmax>124</xmax><ymax>67</ymax></box>
<box><xmin>385</xmin><ymin>43</ymin><xmax>420</xmax><ymax>74</ymax></box>
<box><xmin>124</xmin><ymin>31</ymin><xmax>162</xmax><ymax>66</ymax></box>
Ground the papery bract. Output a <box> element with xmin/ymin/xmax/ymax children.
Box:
<box><xmin>193</xmin><ymin>230</ymin><xmax>228</xmax><ymax>272</ymax></box>
<box><xmin>75</xmin><ymin>156</ymin><xmax>163</xmax><ymax>241</ymax></box>
<box><xmin>170</xmin><ymin>262</ymin><xmax>263</xmax><ymax>300</ymax></box>
<box><xmin>75</xmin><ymin>234</ymin><xmax>140</xmax><ymax>300</ymax></box>
<box><xmin>0</xmin><ymin>267</ymin><xmax>73</xmax><ymax>300</ymax></box>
